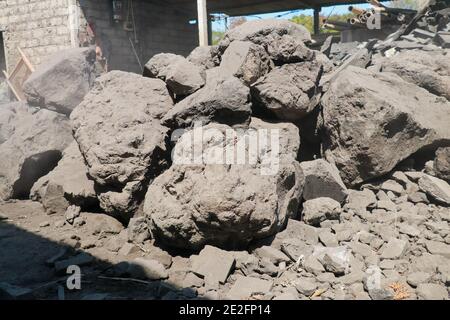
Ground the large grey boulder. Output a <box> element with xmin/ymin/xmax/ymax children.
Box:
<box><xmin>219</xmin><ymin>19</ymin><xmax>311</xmax><ymax>58</ymax></box>
<box><xmin>220</xmin><ymin>41</ymin><xmax>272</xmax><ymax>86</ymax></box>
<box><xmin>165</xmin><ymin>60</ymin><xmax>205</xmax><ymax>97</ymax></box>
<box><xmin>71</xmin><ymin>71</ymin><xmax>172</xmax><ymax>216</ymax></box>
<box><xmin>0</xmin><ymin>106</ymin><xmax>73</xmax><ymax>200</ymax></box>
<box><xmin>162</xmin><ymin>68</ymin><xmax>252</xmax><ymax>129</ymax></box>
<box><xmin>251</xmin><ymin>61</ymin><xmax>323</xmax><ymax>121</ymax></box>
<box><xmin>266</xmin><ymin>34</ymin><xmax>315</xmax><ymax>64</ymax></box>
<box><xmin>0</xmin><ymin>102</ymin><xmax>29</xmax><ymax>144</ymax></box>
<box><xmin>143</xmin><ymin>53</ymin><xmax>185</xmax><ymax>80</ymax></box>
<box><xmin>144</xmin><ymin>53</ymin><xmax>205</xmax><ymax>97</ymax></box>
<box><xmin>300</xmin><ymin>159</ymin><xmax>348</xmax><ymax>203</ymax></box>
<box><xmin>379</xmin><ymin>49</ymin><xmax>450</xmax><ymax>100</ymax></box>
<box><xmin>143</xmin><ymin>120</ymin><xmax>304</xmax><ymax>250</ymax></box>
<box><xmin>321</xmin><ymin>66</ymin><xmax>450</xmax><ymax>187</ymax></box>
<box><xmin>434</xmin><ymin>147</ymin><xmax>450</xmax><ymax>182</ymax></box>
<box><xmin>187</xmin><ymin>46</ymin><xmax>219</xmax><ymax>72</ymax></box>
<box><xmin>23</xmin><ymin>47</ymin><xmax>96</xmax><ymax>116</ymax></box>
<box><xmin>30</xmin><ymin>142</ymin><xmax>98</xmax><ymax>214</ymax></box>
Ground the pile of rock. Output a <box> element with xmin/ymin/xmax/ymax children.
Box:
<box><xmin>0</xmin><ymin>13</ymin><xmax>449</xmax><ymax>300</ymax></box>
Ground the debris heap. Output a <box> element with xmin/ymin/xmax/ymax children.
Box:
<box><xmin>0</xmin><ymin>2</ymin><xmax>450</xmax><ymax>300</ymax></box>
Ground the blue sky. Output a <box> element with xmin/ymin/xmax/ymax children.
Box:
<box><xmin>212</xmin><ymin>3</ymin><xmax>372</xmax><ymax>32</ymax></box>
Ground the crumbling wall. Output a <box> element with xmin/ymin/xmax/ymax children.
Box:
<box><xmin>0</xmin><ymin>0</ymin><xmax>72</xmax><ymax>72</ymax></box>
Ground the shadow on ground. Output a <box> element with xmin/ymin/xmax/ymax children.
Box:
<box><xmin>0</xmin><ymin>218</ymin><xmax>200</xmax><ymax>300</ymax></box>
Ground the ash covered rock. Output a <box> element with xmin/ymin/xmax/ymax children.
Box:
<box><xmin>71</xmin><ymin>71</ymin><xmax>172</xmax><ymax>217</ymax></box>
<box><xmin>23</xmin><ymin>47</ymin><xmax>96</xmax><ymax>116</ymax></box>
<box><xmin>144</xmin><ymin>119</ymin><xmax>304</xmax><ymax>250</ymax></box>
<box><xmin>0</xmin><ymin>104</ymin><xmax>72</xmax><ymax>200</ymax></box>
<box><xmin>321</xmin><ymin>66</ymin><xmax>450</xmax><ymax>187</ymax></box>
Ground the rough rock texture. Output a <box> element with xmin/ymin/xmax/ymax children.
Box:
<box><xmin>0</xmin><ymin>102</ymin><xmax>29</xmax><ymax>144</ymax></box>
<box><xmin>187</xmin><ymin>46</ymin><xmax>219</xmax><ymax>73</ymax></box>
<box><xmin>162</xmin><ymin>68</ymin><xmax>252</xmax><ymax>129</ymax></box>
<box><xmin>379</xmin><ymin>49</ymin><xmax>450</xmax><ymax>100</ymax></box>
<box><xmin>71</xmin><ymin>71</ymin><xmax>172</xmax><ymax>216</ymax></box>
<box><xmin>30</xmin><ymin>142</ymin><xmax>98</xmax><ymax>214</ymax></box>
<box><xmin>266</xmin><ymin>34</ymin><xmax>315</xmax><ymax>64</ymax></box>
<box><xmin>252</xmin><ymin>61</ymin><xmax>323</xmax><ymax>121</ymax></box>
<box><xmin>434</xmin><ymin>147</ymin><xmax>450</xmax><ymax>182</ymax></box>
<box><xmin>219</xmin><ymin>19</ymin><xmax>311</xmax><ymax>58</ymax></box>
<box><xmin>220</xmin><ymin>41</ymin><xmax>272</xmax><ymax>86</ymax></box>
<box><xmin>302</xmin><ymin>197</ymin><xmax>341</xmax><ymax>226</ymax></box>
<box><xmin>23</xmin><ymin>47</ymin><xmax>96</xmax><ymax>116</ymax></box>
<box><xmin>322</xmin><ymin>66</ymin><xmax>450</xmax><ymax>186</ymax></box>
<box><xmin>165</xmin><ymin>61</ymin><xmax>205</xmax><ymax>97</ymax></box>
<box><xmin>144</xmin><ymin>120</ymin><xmax>304</xmax><ymax>250</ymax></box>
<box><xmin>300</xmin><ymin>159</ymin><xmax>348</xmax><ymax>203</ymax></box>
<box><xmin>418</xmin><ymin>174</ymin><xmax>450</xmax><ymax>205</ymax></box>
<box><xmin>142</xmin><ymin>53</ymin><xmax>185</xmax><ymax>80</ymax></box>
<box><xmin>0</xmin><ymin>106</ymin><xmax>72</xmax><ymax>200</ymax></box>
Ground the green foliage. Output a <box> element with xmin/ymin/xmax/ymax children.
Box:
<box><xmin>290</xmin><ymin>14</ymin><xmax>314</xmax><ymax>33</ymax></box>
<box><xmin>290</xmin><ymin>13</ymin><xmax>353</xmax><ymax>34</ymax></box>
<box><xmin>212</xmin><ymin>31</ymin><xmax>225</xmax><ymax>45</ymax></box>
<box><xmin>388</xmin><ymin>0</ymin><xmax>421</xmax><ymax>9</ymax></box>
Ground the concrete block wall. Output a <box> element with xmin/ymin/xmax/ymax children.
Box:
<box><xmin>0</xmin><ymin>0</ymin><xmax>72</xmax><ymax>72</ymax></box>
<box><xmin>0</xmin><ymin>0</ymin><xmax>199</xmax><ymax>74</ymax></box>
<box><xmin>78</xmin><ymin>0</ymin><xmax>199</xmax><ymax>73</ymax></box>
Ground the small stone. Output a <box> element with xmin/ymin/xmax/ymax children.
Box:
<box><xmin>65</xmin><ymin>205</ymin><xmax>81</xmax><ymax>224</ymax></box>
<box><xmin>73</xmin><ymin>217</ymin><xmax>86</xmax><ymax>228</ymax></box>
<box><xmin>183</xmin><ymin>272</ymin><xmax>205</xmax><ymax>288</ymax></box>
<box><xmin>129</xmin><ymin>258</ymin><xmax>168</xmax><ymax>280</ymax></box>
<box><xmin>191</xmin><ymin>245</ymin><xmax>235</xmax><ymax>284</ymax></box>
<box><xmin>127</xmin><ymin>217</ymin><xmax>151</xmax><ymax>244</ymax></box>
<box><xmin>254</xmin><ymin>246</ymin><xmax>290</xmax><ymax>265</ymax></box>
<box><xmin>303</xmin><ymin>256</ymin><xmax>325</xmax><ymax>275</ymax></box>
<box><xmin>368</xmin><ymin>288</ymin><xmax>394</xmax><ymax>300</ymax></box>
<box><xmin>416</xmin><ymin>283</ymin><xmax>448</xmax><ymax>300</ymax></box>
<box><xmin>408</xmin><ymin>192</ymin><xmax>429</xmax><ymax>204</ymax></box>
<box><xmin>319</xmin><ymin>231</ymin><xmax>339</xmax><ymax>247</ymax></box>
<box><xmin>226</xmin><ymin>276</ymin><xmax>273</xmax><ymax>300</ymax></box>
<box><xmin>425</xmin><ymin>240</ymin><xmax>450</xmax><ymax>258</ymax></box>
<box><xmin>418</xmin><ymin>174</ymin><xmax>450</xmax><ymax>205</ymax></box>
<box><xmin>319</xmin><ymin>253</ymin><xmax>348</xmax><ymax>276</ymax></box>
<box><xmin>406</xmin><ymin>272</ymin><xmax>432</xmax><ymax>287</ymax></box>
<box><xmin>39</xmin><ymin>221</ymin><xmax>50</xmax><ymax>228</ymax></box>
<box><xmin>302</xmin><ymin>197</ymin><xmax>341</xmax><ymax>226</ymax></box>
<box><xmin>376</xmin><ymin>200</ymin><xmax>397</xmax><ymax>212</ymax></box>
<box><xmin>380</xmin><ymin>238</ymin><xmax>409</xmax><ymax>260</ymax></box>
<box><xmin>295</xmin><ymin>278</ymin><xmax>317</xmax><ymax>296</ymax></box>
<box><xmin>381</xmin><ymin>180</ymin><xmax>404</xmax><ymax>195</ymax></box>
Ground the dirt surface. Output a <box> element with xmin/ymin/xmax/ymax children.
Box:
<box><xmin>0</xmin><ymin>200</ymin><xmax>185</xmax><ymax>300</ymax></box>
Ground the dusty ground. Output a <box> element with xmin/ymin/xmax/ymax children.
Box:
<box><xmin>0</xmin><ymin>200</ymin><xmax>185</xmax><ymax>300</ymax></box>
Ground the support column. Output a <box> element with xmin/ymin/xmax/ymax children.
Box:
<box><xmin>313</xmin><ymin>7</ymin><xmax>321</xmax><ymax>36</ymax></box>
<box><xmin>197</xmin><ymin>0</ymin><xmax>209</xmax><ymax>46</ymax></box>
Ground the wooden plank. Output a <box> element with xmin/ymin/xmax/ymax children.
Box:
<box><xmin>197</xmin><ymin>0</ymin><xmax>209</xmax><ymax>46</ymax></box>
<box><xmin>2</xmin><ymin>48</ymin><xmax>34</xmax><ymax>102</ymax></box>
<box><xmin>3</xmin><ymin>70</ymin><xmax>23</xmax><ymax>101</ymax></box>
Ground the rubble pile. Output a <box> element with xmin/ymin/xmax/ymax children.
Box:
<box><xmin>0</xmin><ymin>2</ymin><xmax>450</xmax><ymax>300</ymax></box>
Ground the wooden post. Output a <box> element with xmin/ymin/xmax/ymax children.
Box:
<box><xmin>197</xmin><ymin>0</ymin><xmax>209</xmax><ymax>46</ymax></box>
<box><xmin>313</xmin><ymin>7</ymin><xmax>321</xmax><ymax>35</ymax></box>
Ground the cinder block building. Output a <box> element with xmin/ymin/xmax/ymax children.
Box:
<box><xmin>0</xmin><ymin>0</ymin><xmax>385</xmax><ymax>75</ymax></box>
<box><xmin>0</xmin><ymin>0</ymin><xmax>201</xmax><ymax>74</ymax></box>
